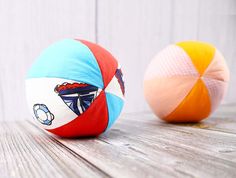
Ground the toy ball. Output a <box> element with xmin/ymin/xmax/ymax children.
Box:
<box><xmin>26</xmin><ymin>39</ymin><xmax>125</xmax><ymax>137</ymax></box>
<box><xmin>144</xmin><ymin>41</ymin><xmax>230</xmax><ymax>122</ymax></box>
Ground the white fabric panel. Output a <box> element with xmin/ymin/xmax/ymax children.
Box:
<box><xmin>105</xmin><ymin>74</ymin><xmax>125</xmax><ymax>101</ymax></box>
<box><xmin>26</xmin><ymin>78</ymin><xmax>100</xmax><ymax>130</ymax></box>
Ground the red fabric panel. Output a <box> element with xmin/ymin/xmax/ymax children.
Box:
<box><xmin>47</xmin><ymin>91</ymin><xmax>108</xmax><ymax>137</ymax></box>
<box><xmin>79</xmin><ymin>40</ymin><xmax>118</xmax><ymax>88</ymax></box>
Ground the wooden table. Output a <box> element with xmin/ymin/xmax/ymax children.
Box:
<box><xmin>0</xmin><ymin>105</ymin><xmax>236</xmax><ymax>178</ymax></box>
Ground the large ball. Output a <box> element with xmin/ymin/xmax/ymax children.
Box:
<box><xmin>144</xmin><ymin>41</ymin><xmax>229</xmax><ymax>122</ymax></box>
<box><xmin>26</xmin><ymin>39</ymin><xmax>125</xmax><ymax>137</ymax></box>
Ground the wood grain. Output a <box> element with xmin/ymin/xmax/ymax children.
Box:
<box><xmin>57</xmin><ymin>110</ymin><xmax>236</xmax><ymax>177</ymax></box>
<box><xmin>0</xmin><ymin>105</ymin><xmax>236</xmax><ymax>177</ymax></box>
<box><xmin>0</xmin><ymin>121</ymin><xmax>108</xmax><ymax>178</ymax></box>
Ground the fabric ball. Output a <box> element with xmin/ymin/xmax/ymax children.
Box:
<box><xmin>144</xmin><ymin>41</ymin><xmax>229</xmax><ymax>122</ymax></box>
<box><xmin>26</xmin><ymin>39</ymin><xmax>125</xmax><ymax>137</ymax></box>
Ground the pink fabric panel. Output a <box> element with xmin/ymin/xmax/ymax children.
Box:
<box><xmin>202</xmin><ymin>77</ymin><xmax>228</xmax><ymax>113</ymax></box>
<box><xmin>144</xmin><ymin>76</ymin><xmax>198</xmax><ymax>118</ymax></box>
<box><xmin>204</xmin><ymin>50</ymin><xmax>230</xmax><ymax>82</ymax></box>
<box><xmin>144</xmin><ymin>45</ymin><xmax>198</xmax><ymax>80</ymax></box>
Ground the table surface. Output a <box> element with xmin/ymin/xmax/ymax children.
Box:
<box><xmin>0</xmin><ymin>105</ymin><xmax>236</xmax><ymax>178</ymax></box>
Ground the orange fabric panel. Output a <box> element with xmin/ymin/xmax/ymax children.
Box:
<box><xmin>176</xmin><ymin>41</ymin><xmax>215</xmax><ymax>75</ymax></box>
<box><xmin>164</xmin><ymin>79</ymin><xmax>211</xmax><ymax>122</ymax></box>
<box><xmin>144</xmin><ymin>76</ymin><xmax>198</xmax><ymax>119</ymax></box>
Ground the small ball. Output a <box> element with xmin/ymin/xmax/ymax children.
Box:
<box><xmin>26</xmin><ymin>39</ymin><xmax>125</xmax><ymax>137</ymax></box>
<box><xmin>144</xmin><ymin>41</ymin><xmax>229</xmax><ymax>122</ymax></box>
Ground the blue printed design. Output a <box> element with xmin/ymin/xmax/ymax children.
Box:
<box><xmin>33</xmin><ymin>104</ymin><xmax>54</xmax><ymax>125</ymax></box>
<box><xmin>115</xmin><ymin>69</ymin><xmax>125</xmax><ymax>95</ymax></box>
<box><xmin>54</xmin><ymin>82</ymin><xmax>100</xmax><ymax>116</ymax></box>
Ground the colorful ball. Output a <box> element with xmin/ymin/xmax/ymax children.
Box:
<box><xmin>144</xmin><ymin>41</ymin><xmax>230</xmax><ymax>122</ymax></box>
<box><xmin>26</xmin><ymin>39</ymin><xmax>125</xmax><ymax>137</ymax></box>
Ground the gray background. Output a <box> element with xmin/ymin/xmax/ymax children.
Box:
<box><xmin>0</xmin><ymin>0</ymin><xmax>235</xmax><ymax>121</ymax></box>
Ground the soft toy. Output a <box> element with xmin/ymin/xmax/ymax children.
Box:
<box><xmin>26</xmin><ymin>39</ymin><xmax>125</xmax><ymax>137</ymax></box>
<box><xmin>144</xmin><ymin>41</ymin><xmax>229</xmax><ymax>122</ymax></box>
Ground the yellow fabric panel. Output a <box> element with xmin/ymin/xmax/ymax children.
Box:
<box><xmin>164</xmin><ymin>79</ymin><xmax>211</xmax><ymax>122</ymax></box>
<box><xmin>176</xmin><ymin>41</ymin><xmax>215</xmax><ymax>75</ymax></box>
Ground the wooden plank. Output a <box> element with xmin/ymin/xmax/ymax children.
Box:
<box><xmin>124</xmin><ymin>104</ymin><xmax>236</xmax><ymax>134</ymax></box>
<box><xmin>99</xmin><ymin>128</ymin><xmax>236</xmax><ymax>178</ymax></box>
<box><xmin>54</xmin><ymin>108</ymin><xmax>236</xmax><ymax>178</ymax></box>
<box><xmin>197</xmin><ymin>0</ymin><xmax>236</xmax><ymax>104</ymax></box>
<box><xmin>205</xmin><ymin>104</ymin><xmax>236</xmax><ymax>133</ymax></box>
<box><xmin>1</xmin><ymin>105</ymin><xmax>235</xmax><ymax>178</ymax></box>
<box><xmin>0</xmin><ymin>0</ymin><xmax>96</xmax><ymax>121</ymax></box>
<box><xmin>97</xmin><ymin>0</ymin><xmax>177</xmax><ymax>113</ymax></box>
<box><xmin>122</xmin><ymin>104</ymin><xmax>236</xmax><ymax>134</ymax></box>
<box><xmin>116</xmin><ymin>115</ymin><xmax>236</xmax><ymax>161</ymax></box>
<box><xmin>0</xmin><ymin>121</ymin><xmax>108</xmax><ymax>178</ymax></box>
<box><xmin>117</xmin><ymin>109</ymin><xmax>236</xmax><ymax>162</ymax></box>
<box><xmin>55</xmin><ymin>129</ymin><xmax>188</xmax><ymax>178</ymax></box>
<box><xmin>97</xmin><ymin>0</ymin><xmax>236</xmax><ymax>113</ymax></box>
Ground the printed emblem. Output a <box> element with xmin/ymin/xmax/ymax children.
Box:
<box><xmin>54</xmin><ymin>82</ymin><xmax>101</xmax><ymax>116</ymax></box>
<box><xmin>115</xmin><ymin>69</ymin><xmax>125</xmax><ymax>95</ymax></box>
<box><xmin>33</xmin><ymin>104</ymin><xmax>54</xmax><ymax>125</ymax></box>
